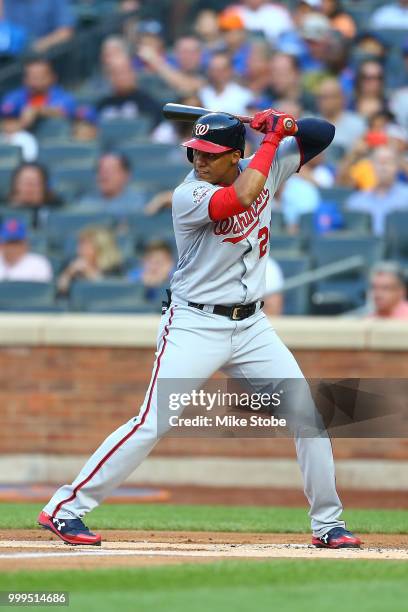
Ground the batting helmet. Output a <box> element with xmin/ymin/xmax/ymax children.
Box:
<box><xmin>182</xmin><ymin>112</ymin><xmax>246</xmax><ymax>163</ymax></box>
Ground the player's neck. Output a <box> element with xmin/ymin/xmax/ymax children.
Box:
<box><xmin>217</xmin><ymin>166</ymin><xmax>240</xmax><ymax>186</ymax></box>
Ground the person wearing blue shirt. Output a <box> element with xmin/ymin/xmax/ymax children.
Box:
<box><xmin>1</xmin><ymin>57</ymin><xmax>76</xmax><ymax>130</ymax></box>
<box><xmin>3</xmin><ymin>0</ymin><xmax>75</xmax><ymax>53</ymax></box>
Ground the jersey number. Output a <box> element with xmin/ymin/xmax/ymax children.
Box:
<box><xmin>258</xmin><ymin>226</ymin><xmax>269</xmax><ymax>259</ymax></box>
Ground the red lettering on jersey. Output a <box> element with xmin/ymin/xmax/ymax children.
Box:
<box><xmin>212</xmin><ymin>188</ymin><xmax>270</xmax><ymax>244</ymax></box>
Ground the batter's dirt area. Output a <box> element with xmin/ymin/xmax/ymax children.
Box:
<box><xmin>0</xmin><ymin>531</ymin><xmax>407</xmax><ymax>571</ymax></box>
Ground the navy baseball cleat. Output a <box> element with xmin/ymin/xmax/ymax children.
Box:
<box><xmin>312</xmin><ymin>527</ymin><xmax>361</xmax><ymax>549</ymax></box>
<box><xmin>37</xmin><ymin>511</ymin><xmax>102</xmax><ymax>546</ymax></box>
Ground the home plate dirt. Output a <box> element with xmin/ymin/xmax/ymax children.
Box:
<box><xmin>0</xmin><ymin>531</ymin><xmax>407</xmax><ymax>571</ymax></box>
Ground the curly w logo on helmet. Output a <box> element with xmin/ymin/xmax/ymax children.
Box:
<box><xmin>194</xmin><ymin>123</ymin><xmax>210</xmax><ymax>136</ymax></box>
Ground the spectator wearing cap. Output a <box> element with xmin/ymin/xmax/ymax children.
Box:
<box><xmin>0</xmin><ymin>106</ymin><xmax>38</xmax><ymax>161</ymax></box>
<box><xmin>216</xmin><ymin>9</ymin><xmax>251</xmax><ymax>78</ymax></box>
<box><xmin>2</xmin><ymin>0</ymin><xmax>75</xmax><ymax>53</ymax></box>
<box><xmin>370</xmin><ymin>0</ymin><xmax>408</xmax><ymax>30</ymax></box>
<box><xmin>72</xmin><ymin>105</ymin><xmax>98</xmax><ymax>142</ymax></box>
<box><xmin>199</xmin><ymin>52</ymin><xmax>254</xmax><ymax>116</ymax></box>
<box><xmin>367</xmin><ymin>262</ymin><xmax>408</xmax><ymax>319</ymax></box>
<box><xmin>321</xmin><ymin>0</ymin><xmax>356</xmax><ymax>39</ymax></box>
<box><xmin>97</xmin><ymin>55</ymin><xmax>161</xmax><ymax>125</ymax></box>
<box><xmin>233</xmin><ymin>0</ymin><xmax>294</xmax><ymax>44</ymax></box>
<box><xmin>353</xmin><ymin>60</ymin><xmax>387</xmax><ymax>120</ymax></box>
<box><xmin>80</xmin><ymin>152</ymin><xmax>146</xmax><ymax>216</ymax></box>
<box><xmin>0</xmin><ymin>218</ymin><xmax>52</xmax><ymax>281</ymax></box>
<box><xmin>317</xmin><ymin>77</ymin><xmax>366</xmax><ymax>151</ymax></box>
<box><xmin>130</xmin><ymin>20</ymin><xmax>167</xmax><ymax>74</ymax></box>
<box><xmin>128</xmin><ymin>239</ymin><xmax>175</xmax><ymax>303</ymax></box>
<box><xmin>1</xmin><ymin>56</ymin><xmax>76</xmax><ymax>131</ymax></box>
<box><xmin>346</xmin><ymin>146</ymin><xmax>408</xmax><ymax>236</ymax></box>
<box><xmin>137</xmin><ymin>35</ymin><xmax>206</xmax><ymax>96</ymax></box>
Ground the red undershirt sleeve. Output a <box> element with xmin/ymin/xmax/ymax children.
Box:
<box><xmin>208</xmin><ymin>185</ymin><xmax>247</xmax><ymax>221</ymax></box>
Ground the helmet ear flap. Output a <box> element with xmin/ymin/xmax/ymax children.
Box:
<box><xmin>187</xmin><ymin>147</ymin><xmax>193</xmax><ymax>163</ymax></box>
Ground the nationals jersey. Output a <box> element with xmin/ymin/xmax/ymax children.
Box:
<box><xmin>171</xmin><ymin>136</ymin><xmax>301</xmax><ymax>305</ymax></box>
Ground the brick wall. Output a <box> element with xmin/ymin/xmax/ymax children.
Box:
<box><xmin>1</xmin><ymin>345</ymin><xmax>407</xmax><ymax>460</ymax></box>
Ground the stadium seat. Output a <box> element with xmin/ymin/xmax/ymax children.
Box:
<box><xmin>69</xmin><ymin>279</ymin><xmax>161</xmax><ymax>313</ymax></box>
<box><xmin>270</xmin><ymin>234</ymin><xmax>302</xmax><ymax>255</ymax></box>
<box><xmin>119</xmin><ymin>143</ymin><xmax>183</xmax><ymax>168</ymax></box>
<box><xmin>127</xmin><ymin>212</ymin><xmax>175</xmax><ymax>253</ymax></box>
<box><xmin>385</xmin><ymin>211</ymin><xmax>408</xmax><ymax>264</ymax></box>
<box><xmin>319</xmin><ymin>186</ymin><xmax>354</xmax><ymax>207</ymax></box>
<box><xmin>0</xmin><ymin>144</ymin><xmax>22</xmax><ymax>168</ymax></box>
<box><xmin>0</xmin><ymin>167</ymin><xmax>16</xmax><ymax>197</ymax></box>
<box><xmin>0</xmin><ymin>282</ymin><xmax>55</xmax><ymax>311</ymax></box>
<box><xmin>52</xmin><ymin>166</ymin><xmax>95</xmax><ymax>196</ymax></box>
<box><xmin>46</xmin><ymin>211</ymin><xmax>114</xmax><ymax>253</ymax></box>
<box><xmin>275</xmin><ymin>254</ymin><xmax>311</xmax><ymax>315</ymax></box>
<box><xmin>299</xmin><ymin>211</ymin><xmax>372</xmax><ymax>243</ymax></box>
<box><xmin>34</xmin><ymin>118</ymin><xmax>71</xmax><ymax>142</ymax></box>
<box><xmin>39</xmin><ymin>142</ymin><xmax>98</xmax><ymax>169</ymax></box>
<box><xmin>132</xmin><ymin>164</ymin><xmax>188</xmax><ymax>190</ymax></box>
<box><xmin>270</xmin><ymin>211</ymin><xmax>285</xmax><ymax>235</ymax></box>
<box><xmin>0</xmin><ymin>206</ymin><xmax>34</xmax><ymax>227</ymax></box>
<box><xmin>310</xmin><ymin>236</ymin><xmax>384</xmax><ymax>314</ymax></box>
<box><xmin>100</xmin><ymin>117</ymin><xmax>153</xmax><ymax>148</ymax></box>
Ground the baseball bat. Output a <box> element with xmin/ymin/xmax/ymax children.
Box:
<box><xmin>162</xmin><ymin>103</ymin><xmax>296</xmax><ymax>132</ymax></box>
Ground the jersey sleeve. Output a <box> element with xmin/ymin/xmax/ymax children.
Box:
<box><xmin>268</xmin><ymin>136</ymin><xmax>301</xmax><ymax>192</ymax></box>
<box><xmin>172</xmin><ymin>180</ymin><xmax>223</xmax><ymax>228</ymax></box>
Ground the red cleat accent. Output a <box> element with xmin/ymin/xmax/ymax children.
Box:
<box><xmin>312</xmin><ymin>527</ymin><xmax>361</xmax><ymax>549</ymax></box>
<box><xmin>37</xmin><ymin>511</ymin><xmax>101</xmax><ymax>546</ymax></box>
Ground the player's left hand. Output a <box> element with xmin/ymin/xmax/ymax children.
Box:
<box><xmin>249</xmin><ymin>108</ymin><xmax>297</xmax><ymax>137</ymax></box>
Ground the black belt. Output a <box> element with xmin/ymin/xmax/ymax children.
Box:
<box><xmin>188</xmin><ymin>300</ymin><xmax>264</xmax><ymax>321</ymax></box>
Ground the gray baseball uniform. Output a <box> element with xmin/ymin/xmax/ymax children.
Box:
<box><xmin>43</xmin><ymin>137</ymin><xmax>345</xmax><ymax>537</ymax></box>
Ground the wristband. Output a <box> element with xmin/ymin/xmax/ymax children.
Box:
<box><xmin>248</xmin><ymin>141</ymin><xmax>279</xmax><ymax>177</ymax></box>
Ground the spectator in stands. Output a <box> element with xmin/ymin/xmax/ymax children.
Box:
<box><xmin>199</xmin><ymin>53</ymin><xmax>254</xmax><ymax>116</ymax></box>
<box><xmin>8</xmin><ymin>163</ymin><xmax>62</xmax><ymax>226</ymax></box>
<box><xmin>91</xmin><ymin>36</ymin><xmax>131</xmax><ymax>96</ymax></box>
<box><xmin>317</xmin><ymin>77</ymin><xmax>366</xmax><ymax>151</ymax></box>
<box><xmin>80</xmin><ymin>152</ymin><xmax>146</xmax><ymax>216</ymax></box>
<box><xmin>216</xmin><ymin>9</ymin><xmax>251</xmax><ymax>78</ymax></box>
<box><xmin>194</xmin><ymin>9</ymin><xmax>222</xmax><ymax>53</ymax></box>
<box><xmin>299</xmin><ymin>151</ymin><xmax>335</xmax><ymax>188</ymax></box>
<box><xmin>130</xmin><ymin>21</ymin><xmax>167</xmax><ymax>74</ymax></box>
<box><xmin>275</xmin><ymin>174</ymin><xmax>321</xmax><ymax>234</ymax></box>
<box><xmin>370</xmin><ymin>0</ymin><xmax>408</xmax><ymax>30</ymax></box>
<box><xmin>244</xmin><ymin>41</ymin><xmax>271</xmax><ymax>97</ymax></box>
<box><xmin>137</xmin><ymin>35</ymin><xmax>206</xmax><ymax>96</ymax></box>
<box><xmin>321</xmin><ymin>0</ymin><xmax>356</xmax><ymax>39</ymax></box>
<box><xmin>265</xmin><ymin>52</ymin><xmax>316</xmax><ymax>112</ymax></box>
<box><xmin>346</xmin><ymin>146</ymin><xmax>408</xmax><ymax>236</ymax></box>
<box><xmin>233</xmin><ymin>0</ymin><xmax>294</xmax><ymax>44</ymax></box>
<box><xmin>390</xmin><ymin>40</ymin><xmax>408</xmax><ymax>129</ymax></box>
<box><xmin>368</xmin><ymin>261</ymin><xmax>408</xmax><ymax>319</ymax></box>
<box><xmin>0</xmin><ymin>218</ymin><xmax>52</xmax><ymax>281</ymax></box>
<box><xmin>1</xmin><ymin>56</ymin><xmax>76</xmax><ymax>131</ymax></box>
<box><xmin>72</xmin><ymin>105</ymin><xmax>98</xmax><ymax>142</ymax></box>
<box><xmin>0</xmin><ymin>107</ymin><xmax>38</xmax><ymax>161</ymax></box>
<box><xmin>353</xmin><ymin>60</ymin><xmax>386</xmax><ymax>120</ymax></box>
<box><xmin>128</xmin><ymin>239</ymin><xmax>174</xmax><ymax>302</ymax></box>
<box><xmin>263</xmin><ymin>257</ymin><xmax>284</xmax><ymax>316</ymax></box>
<box><xmin>57</xmin><ymin>226</ymin><xmax>123</xmax><ymax>295</ymax></box>
<box><xmin>97</xmin><ymin>55</ymin><xmax>162</xmax><ymax>125</ymax></box>
<box><xmin>3</xmin><ymin>0</ymin><xmax>75</xmax><ymax>53</ymax></box>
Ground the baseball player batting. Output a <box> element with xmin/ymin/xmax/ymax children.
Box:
<box><xmin>38</xmin><ymin>107</ymin><xmax>361</xmax><ymax>549</ymax></box>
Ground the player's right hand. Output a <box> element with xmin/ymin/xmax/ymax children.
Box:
<box><xmin>250</xmin><ymin>109</ymin><xmax>297</xmax><ymax>143</ymax></box>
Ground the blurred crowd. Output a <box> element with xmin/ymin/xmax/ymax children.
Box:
<box><xmin>0</xmin><ymin>0</ymin><xmax>408</xmax><ymax>317</ymax></box>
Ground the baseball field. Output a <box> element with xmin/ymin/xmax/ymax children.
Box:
<box><xmin>0</xmin><ymin>502</ymin><xmax>407</xmax><ymax>612</ymax></box>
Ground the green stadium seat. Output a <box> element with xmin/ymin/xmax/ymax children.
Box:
<box><xmin>385</xmin><ymin>211</ymin><xmax>408</xmax><ymax>264</ymax></box>
<box><xmin>46</xmin><ymin>211</ymin><xmax>114</xmax><ymax>252</ymax></box>
<box><xmin>127</xmin><ymin>212</ymin><xmax>175</xmax><ymax>253</ymax></box>
<box><xmin>69</xmin><ymin>279</ymin><xmax>161</xmax><ymax>313</ymax></box>
<box><xmin>34</xmin><ymin>118</ymin><xmax>71</xmax><ymax>142</ymax></box>
<box><xmin>270</xmin><ymin>234</ymin><xmax>302</xmax><ymax>255</ymax></box>
<box><xmin>120</xmin><ymin>142</ymin><xmax>182</xmax><ymax>168</ymax></box>
<box><xmin>100</xmin><ymin>117</ymin><xmax>153</xmax><ymax>147</ymax></box>
<box><xmin>275</xmin><ymin>254</ymin><xmax>310</xmax><ymax>315</ymax></box>
<box><xmin>0</xmin><ymin>206</ymin><xmax>34</xmax><ymax>227</ymax></box>
<box><xmin>132</xmin><ymin>163</ymin><xmax>188</xmax><ymax>190</ymax></box>
<box><xmin>0</xmin><ymin>144</ymin><xmax>22</xmax><ymax>167</ymax></box>
<box><xmin>0</xmin><ymin>281</ymin><xmax>55</xmax><ymax>311</ymax></box>
<box><xmin>299</xmin><ymin>211</ymin><xmax>373</xmax><ymax>243</ymax></box>
<box><xmin>52</xmin><ymin>166</ymin><xmax>95</xmax><ymax>196</ymax></box>
<box><xmin>319</xmin><ymin>186</ymin><xmax>354</xmax><ymax>207</ymax></box>
<box><xmin>270</xmin><ymin>211</ymin><xmax>285</xmax><ymax>235</ymax></box>
<box><xmin>39</xmin><ymin>142</ymin><xmax>98</xmax><ymax>169</ymax></box>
